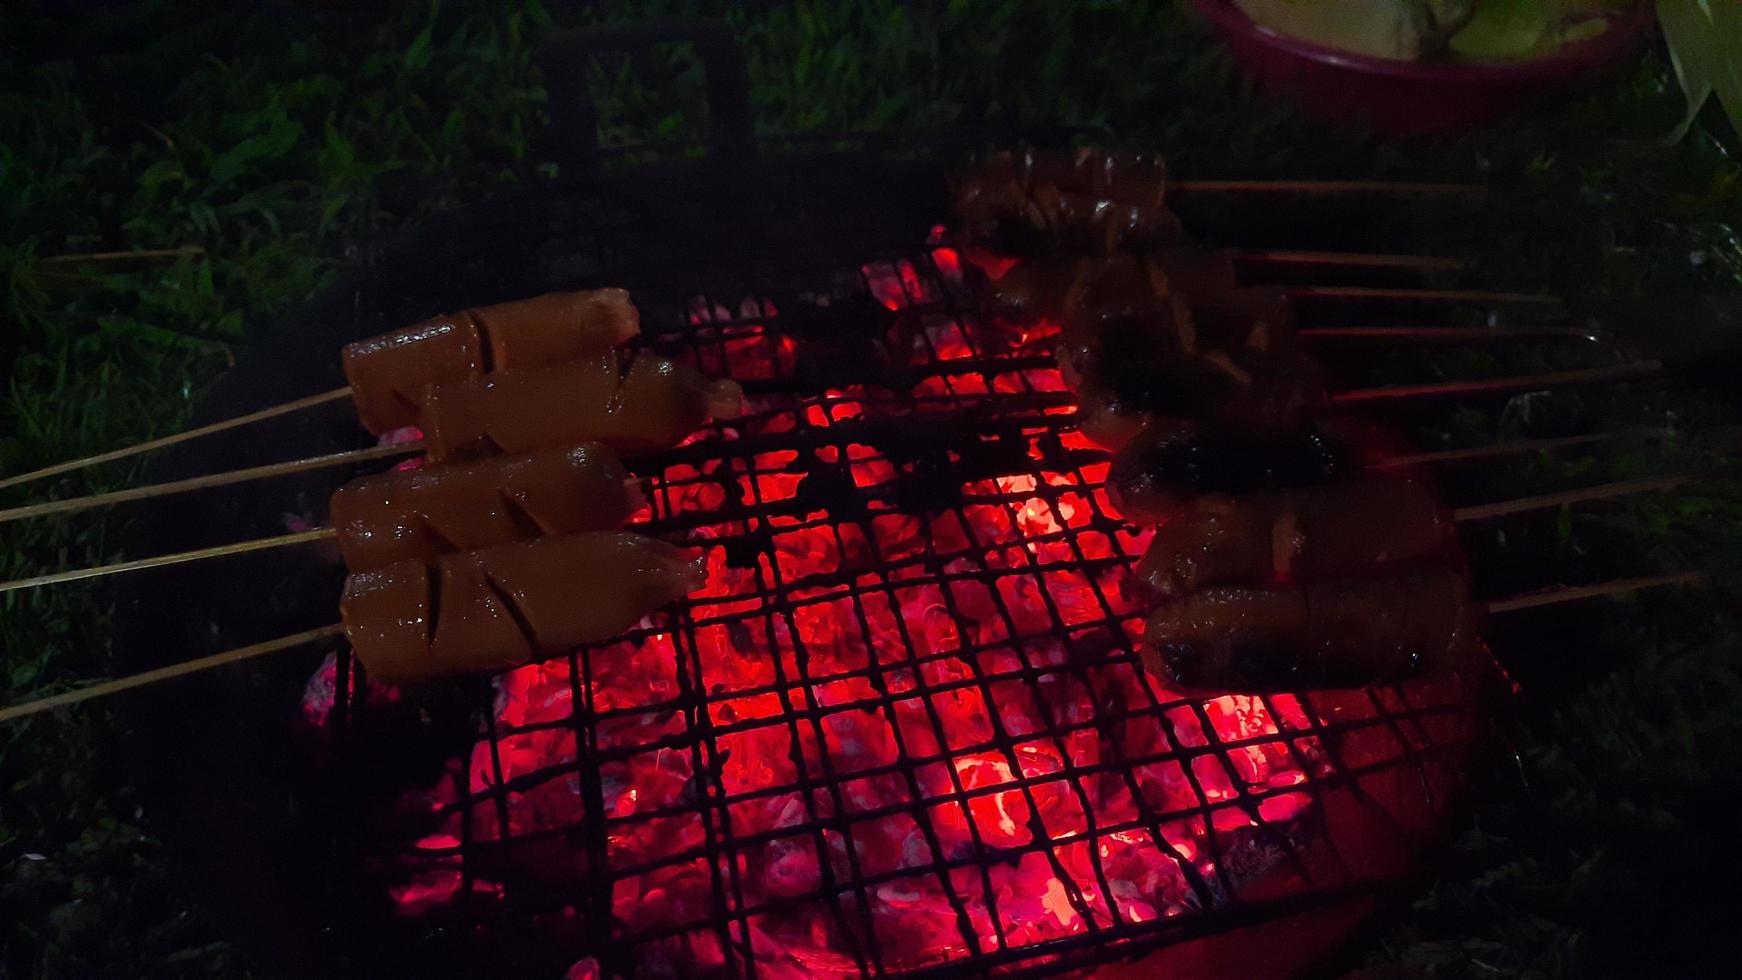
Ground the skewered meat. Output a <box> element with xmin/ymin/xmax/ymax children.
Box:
<box><xmin>342</xmin><ymin>315</ymin><xmax>484</xmax><ymax>437</ymax></box>
<box><xmin>341</xmin><ymin>289</ymin><xmax>641</xmax><ymax>433</ymax></box>
<box><xmin>475</xmin><ymin>288</ymin><xmax>639</xmax><ymax>371</ymax></box>
<box><xmin>986</xmin><ymin>250</ymin><xmax>1245</xmax><ymax>331</ymax></box>
<box><xmin>1070</xmin><ymin>339</ymin><xmax>1329</xmax><ymax>451</ymax></box>
<box><xmin>1107</xmin><ymin>424</ymin><xmax>1350</xmax><ymax>524</ymax></box>
<box><xmin>340</xmin><ymin>531</ymin><xmax>704</xmax><ymax>681</ymax></box>
<box><xmin>419</xmin><ymin>350</ymin><xmax>745</xmax><ymax>461</ymax></box>
<box><xmin>328</xmin><ymin>442</ymin><xmax>641</xmax><ymax>573</ymax></box>
<box><xmin>1142</xmin><ymin>566</ymin><xmax>1479</xmax><ymax>690</ymax></box>
<box><xmin>954</xmin><ymin>148</ymin><xmax>1184</xmax><ymax>255</ymax></box>
<box><xmin>1135</xmin><ymin>480</ymin><xmax>1447</xmax><ymax>598</ymax></box>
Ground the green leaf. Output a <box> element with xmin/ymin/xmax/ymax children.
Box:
<box><xmin>405</xmin><ymin>19</ymin><xmax>435</xmax><ymax>71</ymax></box>
<box><xmin>10</xmin><ymin>661</ymin><xmax>38</xmax><ymax>688</ymax></box>
<box><xmin>1658</xmin><ymin>0</ymin><xmax>1742</xmax><ymax>139</ymax></box>
<box><xmin>321</xmin><ymin>121</ymin><xmax>356</xmax><ymax>174</ymax></box>
<box><xmin>205</xmin><ymin>111</ymin><xmax>304</xmax><ymax>187</ymax></box>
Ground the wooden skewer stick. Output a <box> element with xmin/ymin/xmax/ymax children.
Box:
<box><xmin>1228</xmin><ymin>250</ymin><xmax>1468</xmax><ymax>272</ymax></box>
<box><xmin>1484</xmin><ymin>571</ymin><xmax>1707</xmax><ymax>615</ymax></box>
<box><xmin>0</xmin><ymin>465</ymin><xmax>1686</xmax><ymax>593</ymax></box>
<box><xmin>0</xmin><ymin>567</ymin><xmax>1704</xmax><ymax>724</ymax></box>
<box><xmin>0</xmin><ymin>624</ymin><xmax>344</xmax><ymax>725</ymax></box>
<box><xmin>1285</xmin><ymin>285</ymin><xmax>1561</xmax><ymax>306</ymax></box>
<box><xmin>0</xmin><ymin>441</ymin><xmax>419</xmax><ymax>524</ymax></box>
<box><xmin>1332</xmin><ymin>361</ymin><xmax>1662</xmax><ymax>405</ymax></box>
<box><xmin>1366</xmin><ymin>428</ymin><xmax>1673</xmax><ymax>470</ymax></box>
<box><xmin>1301</xmin><ymin>325</ymin><xmax>1598</xmax><ymax>343</ymax></box>
<box><xmin>0</xmin><ymin>528</ymin><xmax>338</xmax><ymax>595</ymax></box>
<box><xmin>0</xmin><ymin>386</ymin><xmax>355</xmax><ymax>491</ymax></box>
<box><xmin>1449</xmin><ymin>475</ymin><xmax>1692</xmax><ymax>522</ymax></box>
<box><xmin>0</xmin><ymin>472</ymin><xmax>648</xmax><ymax>593</ymax></box>
<box><xmin>40</xmin><ymin>246</ymin><xmax>206</xmax><ymax>264</ymax></box>
<box><xmin>1170</xmin><ymin>180</ymin><xmax>1486</xmax><ymax>196</ymax></box>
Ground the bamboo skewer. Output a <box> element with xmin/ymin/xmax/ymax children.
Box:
<box><xmin>0</xmin><ymin>386</ymin><xmax>355</xmax><ymax>491</ymax></box>
<box><xmin>1331</xmin><ymin>361</ymin><xmax>1662</xmax><ymax>405</ymax></box>
<box><xmin>1285</xmin><ymin>285</ymin><xmax>1560</xmax><ymax>306</ymax></box>
<box><xmin>1449</xmin><ymin>475</ymin><xmax>1692</xmax><ymax>522</ymax></box>
<box><xmin>1366</xmin><ymin>428</ymin><xmax>1673</xmax><ymax>470</ymax></box>
<box><xmin>0</xmin><ymin>358</ymin><xmax>1669</xmax><ymax>526</ymax></box>
<box><xmin>0</xmin><ymin>441</ymin><xmax>419</xmax><ymax>524</ymax></box>
<box><xmin>0</xmin><ymin>252</ymin><xmax>1534</xmax><ymax>493</ymax></box>
<box><xmin>1482</xmin><ymin>572</ymin><xmax>1708</xmax><ymax>615</ymax></box>
<box><xmin>40</xmin><ymin>246</ymin><xmax>207</xmax><ymax>264</ymax></box>
<box><xmin>0</xmin><ymin>566</ymin><xmax>1706</xmax><ymax>725</ymax></box>
<box><xmin>0</xmin><ymin>624</ymin><xmax>345</xmax><ymax>725</ymax></box>
<box><xmin>1300</xmin><ymin>325</ymin><xmax>1598</xmax><ymax>343</ymax></box>
<box><xmin>0</xmin><ymin>469</ymin><xmax>1694</xmax><ymax>595</ymax></box>
<box><xmin>0</xmin><ymin>528</ymin><xmax>337</xmax><ymax>595</ymax></box>
<box><xmin>1170</xmin><ymin>180</ymin><xmax>1486</xmax><ymax>196</ymax></box>
<box><xmin>1228</xmin><ymin>250</ymin><xmax>1468</xmax><ymax>272</ymax></box>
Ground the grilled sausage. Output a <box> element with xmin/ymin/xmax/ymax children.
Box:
<box><xmin>474</xmin><ymin>288</ymin><xmax>639</xmax><ymax>372</ymax></box>
<box><xmin>328</xmin><ymin>442</ymin><xmax>641</xmax><ymax>573</ymax></box>
<box><xmin>340</xmin><ymin>531</ymin><xmax>705</xmax><ymax>682</ymax></box>
<box><xmin>1141</xmin><ymin>566</ymin><xmax>1479</xmax><ymax>690</ymax></box>
<box><xmin>343</xmin><ymin>315</ymin><xmax>485</xmax><ymax>436</ymax></box>
<box><xmin>419</xmin><ymin>350</ymin><xmax>745</xmax><ymax>462</ymax></box>
<box><xmin>340</xmin><ymin>289</ymin><xmax>642</xmax><ymax>433</ymax></box>
<box><xmin>1107</xmin><ymin>424</ymin><xmax>1349</xmax><ymax>524</ymax></box>
<box><xmin>1135</xmin><ymin>480</ymin><xmax>1447</xmax><ymax>598</ymax></box>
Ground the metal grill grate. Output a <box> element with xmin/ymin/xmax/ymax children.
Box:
<box><xmin>314</xmin><ymin>246</ymin><xmax>1484</xmax><ymax>978</ymax></box>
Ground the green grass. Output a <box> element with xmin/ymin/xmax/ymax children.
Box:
<box><xmin>2</xmin><ymin>2</ymin><xmax>1739</xmax><ymax>977</ymax></box>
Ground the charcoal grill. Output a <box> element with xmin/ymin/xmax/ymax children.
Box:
<box><xmin>106</xmin><ymin>21</ymin><xmax>1668</xmax><ymax>980</ymax></box>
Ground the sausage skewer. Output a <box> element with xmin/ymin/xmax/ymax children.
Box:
<box><xmin>1134</xmin><ymin>480</ymin><xmax>1449</xmax><ymax>600</ymax></box>
<box><xmin>0</xmin><ymin>468</ymin><xmax>1689</xmax><ymax>595</ymax></box>
<box><xmin>343</xmin><ymin>288</ymin><xmax>640</xmax><ymax>433</ymax></box>
<box><xmin>0</xmin><ymin>443</ymin><xmax>646</xmax><ymax>593</ymax></box>
<box><xmin>0</xmin><ymin>569</ymin><xmax>1698</xmax><ymax>724</ymax></box>
<box><xmin>981</xmin><ymin>250</ymin><xmax>1525</xmax><ymax>331</ymax></box>
<box><xmin>1142</xmin><ymin>566</ymin><xmax>1483</xmax><ymax>690</ymax></box>
<box><xmin>329</xmin><ymin>442</ymin><xmax>642</xmax><ymax>572</ymax></box>
<box><xmin>954</xmin><ymin>148</ymin><xmax>1484</xmax><ymax>257</ymax></box>
<box><xmin>0</xmin><ymin>289</ymin><xmax>641</xmax><ymax>491</ymax></box>
<box><xmin>419</xmin><ymin>349</ymin><xmax>744</xmax><ymax>461</ymax></box>
<box><xmin>0</xmin><ymin>363</ymin><xmax>1660</xmax><ymax>525</ymax></box>
<box><xmin>341</xmin><ymin>531</ymin><xmax>705</xmax><ymax>682</ymax></box>
<box><xmin>1135</xmin><ymin>475</ymin><xmax>1695</xmax><ymax>598</ymax></box>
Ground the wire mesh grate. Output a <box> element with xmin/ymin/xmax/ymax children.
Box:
<box><xmin>315</xmin><ymin>244</ymin><xmax>1483</xmax><ymax>979</ymax></box>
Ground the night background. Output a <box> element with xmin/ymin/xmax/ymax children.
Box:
<box><xmin>2</xmin><ymin>2</ymin><xmax>1740</xmax><ymax>978</ymax></box>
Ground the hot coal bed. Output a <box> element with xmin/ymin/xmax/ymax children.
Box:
<box><xmin>282</xmin><ymin>241</ymin><xmax>1476</xmax><ymax>979</ymax></box>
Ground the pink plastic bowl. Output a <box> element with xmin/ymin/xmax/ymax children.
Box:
<box><xmin>1189</xmin><ymin>0</ymin><xmax>1654</xmax><ymax>137</ymax></box>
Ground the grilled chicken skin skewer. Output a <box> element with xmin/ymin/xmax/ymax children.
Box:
<box><xmin>420</xmin><ymin>349</ymin><xmax>745</xmax><ymax>461</ymax></box>
<box><xmin>1106</xmin><ymin>422</ymin><xmax>1355</xmax><ymax>525</ymax></box>
<box><xmin>328</xmin><ymin>442</ymin><xmax>642</xmax><ymax>573</ymax></box>
<box><xmin>953</xmin><ymin>147</ymin><xmax>1182</xmax><ymax>256</ymax></box>
<box><xmin>1142</xmin><ymin>565</ymin><xmax>1480</xmax><ymax>690</ymax></box>
<box><xmin>342</xmin><ymin>288</ymin><xmax>640</xmax><ymax>433</ymax></box>
<box><xmin>985</xmin><ymin>250</ymin><xmax>1287</xmax><ymax>350</ymax></box>
<box><xmin>1014</xmin><ymin>252</ymin><xmax>1309</xmax><ymax>453</ymax></box>
<box><xmin>1068</xmin><ymin>337</ymin><xmax>1330</xmax><ymax>452</ymax></box>
<box><xmin>1134</xmin><ymin>480</ymin><xmax>1449</xmax><ymax>599</ymax></box>
<box><xmin>340</xmin><ymin>531</ymin><xmax>704</xmax><ymax>682</ymax></box>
